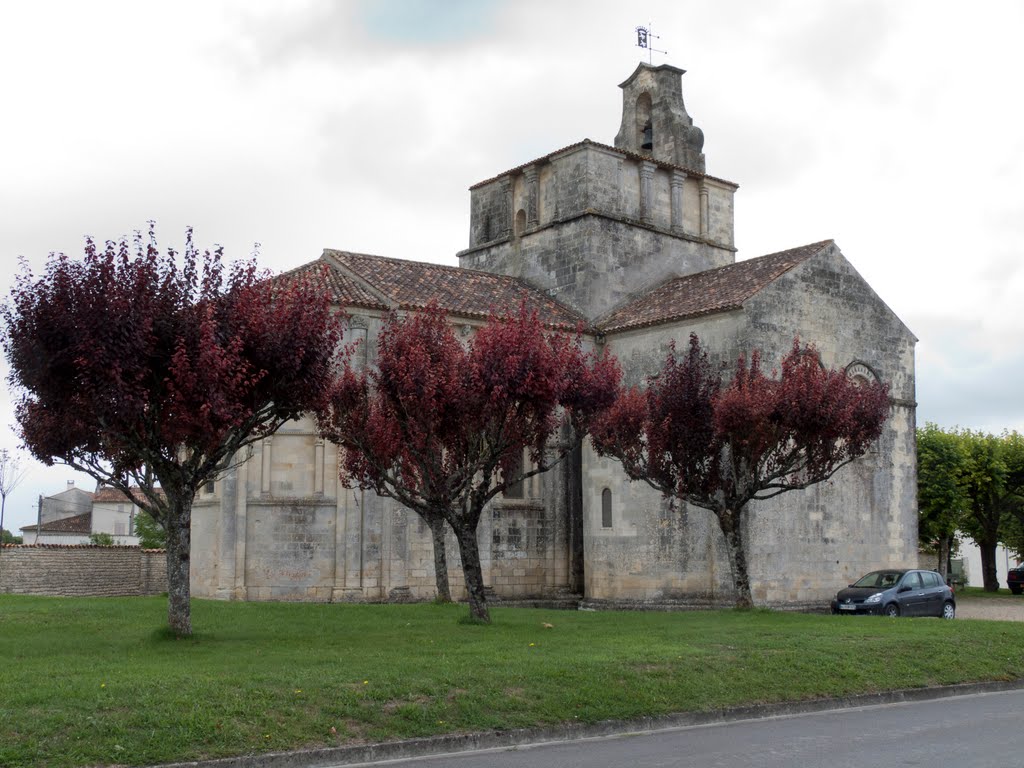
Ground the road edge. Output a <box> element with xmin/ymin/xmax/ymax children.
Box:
<box><xmin>154</xmin><ymin>678</ymin><xmax>1024</xmax><ymax>768</ymax></box>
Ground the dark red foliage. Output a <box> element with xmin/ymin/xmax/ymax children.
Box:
<box><xmin>4</xmin><ymin>228</ymin><xmax>340</xmax><ymax>480</ymax></box>
<box><xmin>2</xmin><ymin>225</ymin><xmax>342</xmax><ymax>635</ymax></box>
<box><xmin>592</xmin><ymin>334</ymin><xmax>890</xmax><ymax>607</ymax></box>
<box><xmin>319</xmin><ymin>303</ymin><xmax>620</xmax><ymax>622</ymax></box>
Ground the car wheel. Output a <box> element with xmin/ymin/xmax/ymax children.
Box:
<box><xmin>884</xmin><ymin>603</ymin><xmax>900</xmax><ymax>618</ymax></box>
<box><xmin>942</xmin><ymin>601</ymin><xmax>955</xmax><ymax>620</ymax></box>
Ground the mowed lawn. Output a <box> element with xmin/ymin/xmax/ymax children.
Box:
<box><xmin>2</xmin><ymin>596</ymin><xmax>1024</xmax><ymax>767</ymax></box>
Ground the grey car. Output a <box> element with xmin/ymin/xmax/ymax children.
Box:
<box><xmin>831</xmin><ymin>569</ymin><xmax>956</xmax><ymax>618</ymax></box>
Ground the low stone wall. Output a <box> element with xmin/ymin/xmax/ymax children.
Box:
<box><xmin>0</xmin><ymin>545</ymin><xmax>167</xmax><ymax>597</ymax></box>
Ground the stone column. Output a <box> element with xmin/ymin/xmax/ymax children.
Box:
<box><xmin>699</xmin><ymin>180</ymin><xmax>710</xmax><ymax>239</ymax></box>
<box><xmin>639</xmin><ymin>161</ymin><xmax>656</xmax><ymax>225</ymax></box>
<box><xmin>260</xmin><ymin>437</ymin><xmax>272</xmax><ymax>495</ymax></box>
<box><xmin>525</xmin><ymin>165</ymin><xmax>539</xmax><ymax>227</ymax></box>
<box><xmin>501</xmin><ymin>176</ymin><xmax>514</xmax><ymax>238</ymax></box>
<box><xmin>332</xmin><ymin>443</ymin><xmax>348</xmax><ymax>601</ymax></box>
<box><xmin>343</xmin><ymin>488</ymin><xmax>366</xmax><ymax>596</ymax></box>
<box><xmin>231</xmin><ymin>458</ymin><xmax>248</xmax><ymax>600</ymax></box>
<box><xmin>313</xmin><ymin>439</ymin><xmax>325</xmax><ymax>496</ymax></box>
<box><xmin>670</xmin><ymin>170</ymin><xmax>687</xmax><ymax>235</ymax></box>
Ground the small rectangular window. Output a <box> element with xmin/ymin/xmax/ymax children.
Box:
<box><xmin>503</xmin><ymin>452</ymin><xmax>524</xmax><ymax>499</ymax></box>
<box><xmin>601</xmin><ymin>488</ymin><xmax>613</xmax><ymax>528</ymax></box>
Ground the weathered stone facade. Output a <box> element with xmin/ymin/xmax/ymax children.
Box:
<box><xmin>190</xmin><ymin>63</ymin><xmax>917</xmax><ymax>609</ymax></box>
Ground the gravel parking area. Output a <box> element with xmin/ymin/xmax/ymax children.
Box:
<box><xmin>956</xmin><ymin>596</ymin><xmax>1024</xmax><ymax>621</ymax></box>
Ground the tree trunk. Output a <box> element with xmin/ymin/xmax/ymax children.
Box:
<box><xmin>452</xmin><ymin>521</ymin><xmax>490</xmax><ymax>623</ymax></box>
<box><xmin>936</xmin><ymin>536</ymin><xmax>951</xmax><ymax>582</ymax></box>
<box><xmin>165</xmin><ymin>494</ymin><xmax>193</xmax><ymax>637</ymax></box>
<box><xmin>429</xmin><ymin>516</ymin><xmax>452</xmax><ymax>603</ymax></box>
<box><xmin>979</xmin><ymin>536</ymin><xmax>1000</xmax><ymax>592</ymax></box>
<box><xmin>715</xmin><ymin>506</ymin><xmax>753</xmax><ymax>608</ymax></box>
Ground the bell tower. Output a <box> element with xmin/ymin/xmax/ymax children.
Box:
<box><xmin>614</xmin><ymin>63</ymin><xmax>705</xmax><ymax>173</ymax></box>
<box><xmin>458</xmin><ymin>63</ymin><xmax>735</xmax><ymax>321</ymax></box>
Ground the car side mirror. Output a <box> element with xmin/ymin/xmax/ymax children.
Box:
<box><xmin>898</xmin><ymin>585</ymin><xmax>911</xmax><ymax>593</ymax></box>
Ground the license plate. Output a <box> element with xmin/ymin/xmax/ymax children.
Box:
<box><xmin>839</xmin><ymin>604</ymin><xmax>857</xmax><ymax>611</ymax></box>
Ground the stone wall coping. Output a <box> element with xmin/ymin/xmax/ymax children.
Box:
<box><xmin>457</xmin><ymin>209</ymin><xmax>737</xmax><ymax>261</ymax></box>
<box><xmin>1</xmin><ymin>543</ymin><xmax>151</xmax><ymax>549</ymax></box>
<box><xmin>468</xmin><ymin>138</ymin><xmax>738</xmax><ymax>191</ymax></box>
<box><xmin>1</xmin><ymin>543</ymin><xmax>167</xmax><ymax>554</ymax></box>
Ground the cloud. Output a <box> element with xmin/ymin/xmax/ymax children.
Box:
<box><xmin>914</xmin><ymin>314</ymin><xmax>1024</xmax><ymax>434</ymax></box>
<box><xmin>774</xmin><ymin>1</ymin><xmax>892</xmax><ymax>95</ymax></box>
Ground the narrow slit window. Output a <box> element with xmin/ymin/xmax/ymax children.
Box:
<box><xmin>504</xmin><ymin>452</ymin><xmax>524</xmax><ymax>499</ymax></box>
<box><xmin>602</xmin><ymin>488</ymin><xmax>613</xmax><ymax>528</ymax></box>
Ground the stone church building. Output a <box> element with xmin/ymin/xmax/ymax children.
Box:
<box><xmin>191</xmin><ymin>64</ymin><xmax>918</xmax><ymax>609</ymax></box>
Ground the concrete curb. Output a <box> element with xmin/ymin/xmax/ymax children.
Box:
<box><xmin>153</xmin><ymin>678</ymin><xmax>1024</xmax><ymax>768</ymax></box>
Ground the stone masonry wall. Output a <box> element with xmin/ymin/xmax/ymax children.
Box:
<box><xmin>585</xmin><ymin>244</ymin><xmax>918</xmax><ymax>608</ymax></box>
<box><xmin>189</xmin><ymin>410</ymin><xmax>574</xmax><ymax>603</ymax></box>
<box><xmin>460</xmin><ymin>143</ymin><xmax>735</xmax><ymax>321</ymax></box>
<box><xmin>0</xmin><ymin>545</ymin><xmax>167</xmax><ymax>597</ymax></box>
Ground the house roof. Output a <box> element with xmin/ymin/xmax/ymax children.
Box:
<box><xmin>596</xmin><ymin>240</ymin><xmax>833</xmax><ymax>334</ymax></box>
<box><xmin>311</xmin><ymin>250</ymin><xmax>587</xmax><ymax>330</ymax></box>
<box><xmin>92</xmin><ymin>486</ymin><xmax>155</xmax><ymax>504</ymax></box>
<box><xmin>468</xmin><ymin>138</ymin><xmax>738</xmax><ymax>191</ymax></box>
<box><xmin>281</xmin><ymin>260</ymin><xmax>389</xmax><ymax>310</ymax></box>
<box><xmin>43</xmin><ymin>486</ymin><xmax>93</xmax><ymax>503</ymax></box>
<box><xmin>278</xmin><ymin>240</ymin><xmax>835</xmax><ymax>336</ymax></box>
<box><xmin>20</xmin><ymin>512</ymin><xmax>92</xmax><ymax>534</ymax></box>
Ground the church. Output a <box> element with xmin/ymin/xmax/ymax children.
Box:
<box><xmin>190</xmin><ymin>63</ymin><xmax>918</xmax><ymax>609</ymax></box>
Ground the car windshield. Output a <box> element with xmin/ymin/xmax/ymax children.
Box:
<box><xmin>852</xmin><ymin>571</ymin><xmax>903</xmax><ymax>589</ymax></box>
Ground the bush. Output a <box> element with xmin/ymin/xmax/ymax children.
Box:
<box><xmin>134</xmin><ymin>510</ymin><xmax>167</xmax><ymax>549</ymax></box>
<box><xmin>1</xmin><ymin>529</ymin><xmax>22</xmax><ymax>544</ymax></box>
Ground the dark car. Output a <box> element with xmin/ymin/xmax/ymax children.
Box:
<box><xmin>1008</xmin><ymin>566</ymin><xmax>1024</xmax><ymax>595</ymax></box>
<box><xmin>831</xmin><ymin>569</ymin><xmax>955</xmax><ymax>618</ymax></box>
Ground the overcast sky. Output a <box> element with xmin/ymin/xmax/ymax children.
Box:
<box><xmin>2</xmin><ymin>0</ymin><xmax>1022</xmax><ymax>535</ymax></box>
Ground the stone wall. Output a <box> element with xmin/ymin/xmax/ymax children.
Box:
<box><xmin>459</xmin><ymin>143</ymin><xmax>735</xmax><ymax>321</ymax></box>
<box><xmin>582</xmin><ymin>243</ymin><xmax>918</xmax><ymax>608</ymax></box>
<box><xmin>0</xmin><ymin>545</ymin><xmax>167</xmax><ymax>597</ymax></box>
<box><xmin>189</xmin><ymin>417</ymin><xmax>575</xmax><ymax>603</ymax></box>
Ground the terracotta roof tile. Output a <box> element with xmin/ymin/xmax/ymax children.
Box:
<box><xmin>597</xmin><ymin>240</ymin><xmax>833</xmax><ymax>334</ymax></box>
<box><xmin>92</xmin><ymin>486</ymin><xmax>158</xmax><ymax>504</ymax></box>
<box><xmin>22</xmin><ymin>512</ymin><xmax>92</xmax><ymax>534</ymax></box>
<box><xmin>278</xmin><ymin>260</ymin><xmax>388</xmax><ymax>310</ymax></box>
<box><xmin>321</xmin><ymin>250</ymin><xmax>587</xmax><ymax>330</ymax></box>
<box><xmin>469</xmin><ymin>138</ymin><xmax>738</xmax><ymax>191</ymax></box>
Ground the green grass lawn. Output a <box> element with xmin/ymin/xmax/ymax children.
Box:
<box><xmin>2</xmin><ymin>596</ymin><xmax>1024</xmax><ymax>768</ymax></box>
<box><xmin>959</xmin><ymin>586</ymin><xmax>1022</xmax><ymax>599</ymax></box>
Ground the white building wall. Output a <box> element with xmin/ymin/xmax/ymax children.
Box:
<box><xmin>960</xmin><ymin>538</ymin><xmax>1021</xmax><ymax>589</ymax></box>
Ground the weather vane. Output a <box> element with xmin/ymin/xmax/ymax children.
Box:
<box><xmin>635</xmin><ymin>23</ymin><xmax>667</xmax><ymax>64</ymax></box>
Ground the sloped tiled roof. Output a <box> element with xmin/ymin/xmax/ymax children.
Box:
<box><xmin>469</xmin><ymin>138</ymin><xmax>738</xmax><ymax>191</ymax></box>
<box><xmin>597</xmin><ymin>240</ymin><xmax>833</xmax><ymax>334</ymax></box>
<box><xmin>20</xmin><ymin>512</ymin><xmax>92</xmax><ymax>534</ymax></box>
<box><xmin>279</xmin><ymin>260</ymin><xmax>388</xmax><ymax>310</ymax></box>
<box><xmin>320</xmin><ymin>250</ymin><xmax>587</xmax><ymax>330</ymax></box>
<box><xmin>93</xmin><ymin>486</ymin><xmax>158</xmax><ymax>504</ymax></box>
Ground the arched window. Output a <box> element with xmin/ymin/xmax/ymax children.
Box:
<box><xmin>601</xmin><ymin>488</ymin><xmax>613</xmax><ymax>528</ymax></box>
<box><xmin>845</xmin><ymin>361</ymin><xmax>879</xmax><ymax>386</ymax></box>
<box><xmin>635</xmin><ymin>92</ymin><xmax>653</xmax><ymax>152</ymax></box>
<box><xmin>514</xmin><ymin>208</ymin><xmax>526</xmax><ymax>237</ymax></box>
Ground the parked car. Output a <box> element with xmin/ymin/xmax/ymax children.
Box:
<box><xmin>1008</xmin><ymin>566</ymin><xmax>1024</xmax><ymax>595</ymax></box>
<box><xmin>831</xmin><ymin>569</ymin><xmax>955</xmax><ymax>618</ymax></box>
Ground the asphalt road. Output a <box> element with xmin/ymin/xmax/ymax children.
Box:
<box><xmin>342</xmin><ymin>689</ymin><xmax>1024</xmax><ymax>768</ymax></box>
